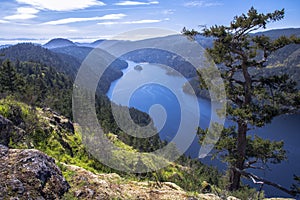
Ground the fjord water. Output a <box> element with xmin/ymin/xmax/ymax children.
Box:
<box><xmin>107</xmin><ymin>61</ymin><xmax>210</xmax><ymax>155</ymax></box>
<box><xmin>107</xmin><ymin>61</ymin><xmax>300</xmax><ymax>197</ymax></box>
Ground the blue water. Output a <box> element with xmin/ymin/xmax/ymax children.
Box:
<box><xmin>106</xmin><ymin>61</ymin><xmax>300</xmax><ymax>198</ymax></box>
<box><xmin>107</xmin><ymin>61</ymin><xmax>212</xmax><ymax>155</ymax></box>
<box><xmin>129</xmin><ymin>84</ymin><xmax>181</xmax><ymax>141</ymax></box>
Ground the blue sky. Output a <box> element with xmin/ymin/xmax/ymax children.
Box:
<box><xmin>0</xmin><ymin>0</ymin><xmax>299</xmax><ymax>44</ymax></box>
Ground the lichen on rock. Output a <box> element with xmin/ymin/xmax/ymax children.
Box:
<box><xmin>0</xmin><ymin>145</ymin><xmax>69</xmax><ymax>200</ymax></box>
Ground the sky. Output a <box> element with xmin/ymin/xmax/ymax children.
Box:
<box><xmin>0</xmin><ymin>0</ymin><xmax>299</xmax><ymax>44</ymax></box>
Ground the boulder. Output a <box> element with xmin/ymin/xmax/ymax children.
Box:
<box><xmin>0</xmin><ymin>115</ymin><xmax>12</xmax><ymax>146</ymax></box>
<box><xmin>42</xmin><ymin>107</ymin><xmax>74</xmax><ymax>134</ymax></box>
<box><xmin>0</xmin><ymin>145</ymin><xmax>69</xmax><ymax>199</ymax></box>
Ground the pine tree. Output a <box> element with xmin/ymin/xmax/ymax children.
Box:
<box><xmin>0</xmin><ymin>59</ymin><xmax>24</xmax><ymax>95</ymax></box>
<box><xmin>183</xmin><ymin>7</ymin><xmax>300</xmax><ymax>195</ymax></box>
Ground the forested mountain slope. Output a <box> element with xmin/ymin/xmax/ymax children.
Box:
<box><xmin>0</xmin><ymin>43</ymin><xmax>128</xmax><ymax>93</ymax></box>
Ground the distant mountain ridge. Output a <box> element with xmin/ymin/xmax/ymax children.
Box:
<box><xmin>43</xmin><ymin>38</ymin><xmax>75</xmax><ymax>49</ymax></box>
<box><xmin>40</xmin><ymin>27</ymin><xmax>300</xmax><ymax>90</ymax></box>
<box><xmin>1</xmin><ymin>27</ymin><xmax>299</xmax><ymax>94</ymax></box>
<box><xmin>41</xmin><ymin>27</ymin><xmax>300</xmax><ymax>47</ymax></box>
<box><xmin>253</xmin><ymin>28</ymin><xmax>300</xmax><ymax>38</ymax></box>
<box><xmin>76</xmin><ymin>39</ymin><xmax>106</xmax><ymax>48</ymax></box>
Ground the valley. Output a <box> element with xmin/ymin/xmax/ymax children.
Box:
<box><xmin>0</xmin><ymin>21</ymin><xmax>299</xmax><ymax>200</ymax></box>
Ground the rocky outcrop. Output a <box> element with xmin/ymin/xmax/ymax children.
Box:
<box><xmin>41</xmin><ymin>107</ymin><xmax>74</xmax><ymax>134</ymax></box>
<box><xmin>62</xmin><ymin>163</ymin><xmax>238</xmax><ymax>200</ymax></box>
<box><xmin>63</xmin><ymin>163</ymin><xmax>188</xmax><ymax>200</ymax></box>
<box><xmin>0</xmin><ymin>114</ymin><xmax>25</xmax><ymax>146</ymax></box>
<box><xmin>0</xmin><ymin>115</ymin><xmax>12</xmax><ymax>146</ymax></box>
<box><xmin>0</xmin><ymin>145</ymin><xmax>69</xmax><ymax>199</ymax></box>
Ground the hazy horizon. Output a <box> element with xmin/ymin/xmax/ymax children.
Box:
<box><xmin>1</xmin><ymin>26</ymin><xmax>300</xmax><ymax>46</ymax></box>
<box><xmin>1</xmin><ymin>0</ymin><xmax>300</xmax><ymax>45</ymax></box>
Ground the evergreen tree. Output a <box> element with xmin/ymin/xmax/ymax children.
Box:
<box><xmin>183</xmin><ymin>7</ymin><xmax>300</xmax><ymax>195</ymax></box>
<box><xmin>0</xmin><ymin>59</ymin><xmax>24</xmax><ymax>95</ymax></box>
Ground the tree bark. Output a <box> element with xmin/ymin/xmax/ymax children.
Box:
<box><xmin>242</xmin><ymin>60</ymin><xmax>252</xmax><ymax>105</ymax></box>
<box><xmin>229</xmin><ymin>120</ymin><xmax>247</xmax><ymax>191</ymax></box>
<box><xmin>229</xmin><ymin>61</ymin><xmax>251</xmax><ymax>191</ymax></box>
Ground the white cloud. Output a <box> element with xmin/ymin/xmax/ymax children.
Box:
<box><xmin>5</xmin><ymin>14</ymin><xmax>36</xmax><ymax>20</ymax></box>
<box><xmin>67</xmin><ymin>29</ymin><xmax>79</xmax><ymax>32</ymax></box>
<box><xmin>43</xmin><ymin>14</ymin><xmax>126</xmax><ymax>25</ymax></box>
<box><xmin>98</xmin><ymin>18</ymin><xmax>167</xmax><ymax>25</ymax></box>
<box><xmin>16</xmin><ymin>0</ymin><xmax>105</xmax><ymax>11</ymax></box>
<box><xmin>17</xmin><ymin>7</ymin><xmax>39</xmax><ymax>14</ymax></box>
<box><xmin>0</xmin><ymin>20</ymin><xmax>9</xmax><ymax>24</ymax></box>
<box><xmin>184</xmin><ymin>1</ymin><xmax>223</xmax><ymax>7</ymax></box>
<box><xmin>114</xmin><ymin>1</ymin><xmax>159</xmax><ymax>6</ymax></box>
<box><xmin>4</xmin><ymin>7</ymin><xmax>39</xmax><ymax>20</ymax></box>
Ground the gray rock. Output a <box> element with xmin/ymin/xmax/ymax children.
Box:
<box><xmin>0</xmin><ymin>115</ymin><xmax>25</xmax><ymax>147</ymax></box>
<box><xmin>0</xmin><ymin>146</ymin><xmax>70</xmax><ymax>199</ymax></box>
<box><xmin>43</xmin><ymin>108</ymin><xmax>74</xmax><ymax>134</ymax></box>
<box><xmin>0</xmin><ymin>115</ymin><xmax>13</xmax><ymax>146</ymax></box>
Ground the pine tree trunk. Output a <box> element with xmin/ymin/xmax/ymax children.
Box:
<box><xmin>229</xmin><ymin>121</ymin><xmax>247</xmax><ymax>191</ymax></box>
<box><xmin>229</xmin><ymin>168</ymin><xmax>241</xmax><ymax>191</ymax></box>
<box><xmin>228</xmin><ymin>61</ymin><xmax>250</xmax><ymax>191</ymax></box>
<box><xmin>228</xmin><ymin>61</ymin><xmax>252</xmax><ymax>191</ymax></box>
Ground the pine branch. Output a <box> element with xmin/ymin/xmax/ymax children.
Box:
<box><xmin>234</xmin><ymin>167</ymin><xmax>298</xmax><ymax>196</ymax></box>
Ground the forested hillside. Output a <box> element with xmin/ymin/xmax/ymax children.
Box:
<box><xmin>0</xmin><ymin>56</ymin><xmax>166</xmax><ymax>152</ymax></box>
<box><xmin>0</xmin><ymin>43</ymin><xmax>128</xmax><ymax>94</ymax></box>
<box><xmin>0</xmin><ymin>43</ymin><xmax>79</xmax><ymax>77</ymax></box>
<box><xmin>0</xmin><ymin>58</ymin><xmax>228</xmax><ymax>199</ymax></box>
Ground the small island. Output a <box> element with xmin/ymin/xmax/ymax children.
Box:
<box><xmin>134</xmin><ymin>65</ymin><xmax>143</xmax><ymax>71</ymax></box>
